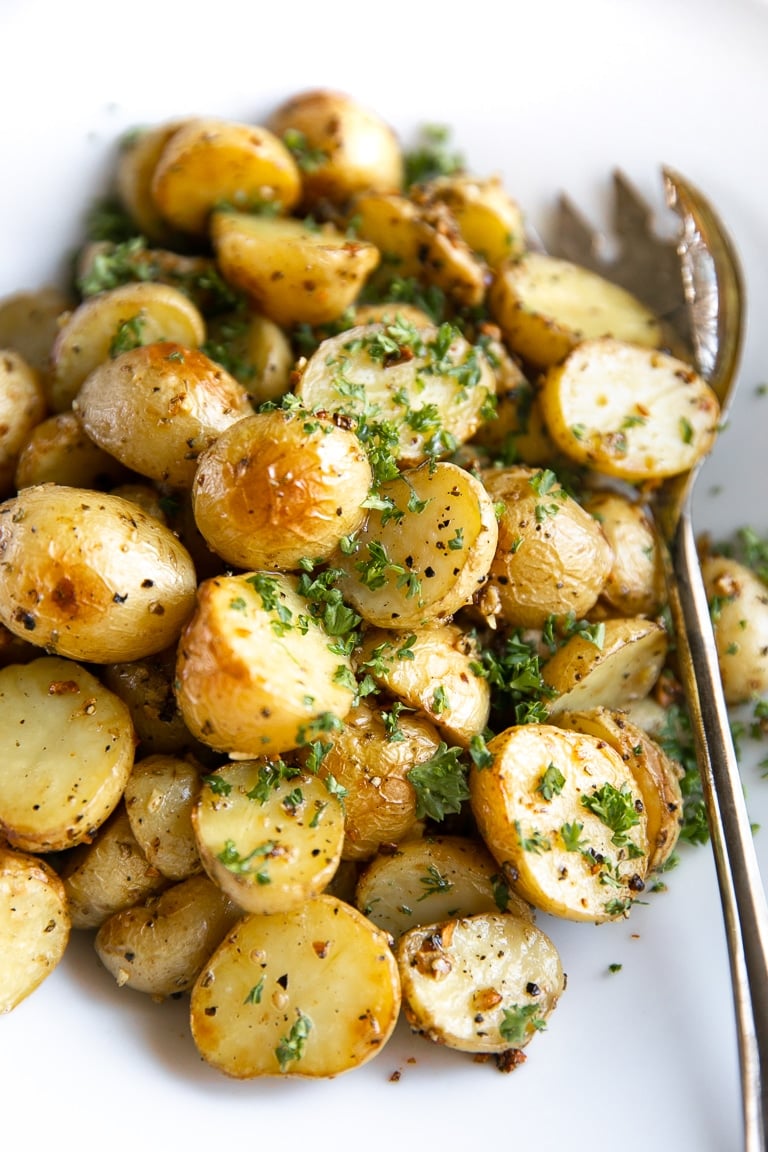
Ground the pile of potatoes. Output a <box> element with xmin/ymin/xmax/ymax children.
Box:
<box><xmin>1</xmin><ymin>88</ymin><xmax>766</xmax><ymax>1080</ymax></box>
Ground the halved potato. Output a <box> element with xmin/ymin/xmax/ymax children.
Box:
<box><xmin>334</xmin><ymin>461</ymin><xmax>498</xmax><ymax>629</ymax></box>
<box><xmin>396</xmin><ymin>911</ymin><xmax>564</xmax><ymax>1054</ymax></box>
<box><xmin>204</xmin><ymin>309</ymin><xmax>294</xmax><ymax>403</ymax></box>
<box><xmin>296</xmin><ymin>321</ymin><xmax>496</xmax><ymax>468</ymax></box>
<box><xmin>191</xmin><ymin>408</ymin><xmax>372</xmax><ymax>570</ymax></box>
<box><xmin>539</xmin><ymin>338</ymin><xmax>720</xmax><ymax>482</ymax></box>
<box><xmin>48</xmin><ymin>281</ymin><xmax>206</xmax><ymax>412</ymax></box>
<box><xmin>212</xmin><ymin>211</ymin><xmax>379</xmax><ymax>327</ymax></box>
<box><xmin>174</xmin><ymin>570</ymin><xmax>355</xmax><ymax>756</ymax></box>
<box><xmin>581</xmin><ymin>489</ymin><xmax>665</xmax><ymax>617</ymax></box>
<box><xmin>94</xmin><ymin>873</ymin><xmax>241</xmax><ymax>996</ymax></box>
<box><xmin>0</xmin><ymin>845</ymin><xmax>71</xmax><ymax>1013</ymax></box>
<box><xmin>355</xmin><ymin>623</ymin><xmax>490</xmax><ymax>748</ymax></box>
<box><xmin>555</xmin><ymin>707</ymin><xmax>683</xmax><ymax>872</ymax></box>
<box><xmin>151</xmin><ymin>117</ymin><xmax>301</xmax><ymax>235</ymax></box>
<box><xmin>470</xmin><ymin>722</ymin><xmax>649</xmax><ymax>922</ymax></box>
<box><xmin>488</xmin><ymin>252</ymin><xmax>662</xmax><ymax>370</ymax></box>
<box><xmin>193</xmin><ymin>759</ymin><xmax>344</xmax><ymax>914</ymax></box>
<box><xmin>0</xmin><ymin>656</ymin><xmax>135</xmax><ymax>853</ymax></box>
<box><xmin>356</xmin><ymin>834</ymin><xmax>532</xmax><ymax>939</ymax></box>
<box><xmin>542</xmin><ymin>616</ymin><xmax>669</xmax><ymax>713</ymax></box>
<box><xmin>116</xmin><ymin>118</ymin><xmax>192</xmax><ymax>243</ymax></box>
<box><xmin>190</xmin><ymin>894</ymin><xmax>401</xmax><ymax>1078</ymax></box>
<box><xmin>413</xmin><ymin>174</ymin><xmax>526</xmax><ymax>269</ymax></box>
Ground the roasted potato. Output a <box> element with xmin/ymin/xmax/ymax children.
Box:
<box><xmin>124</xmin><ymin>754</ymin><xmax>203</xmax><ymax>881</ymax></box>
<box><xmin>702</xmin><ymin>553</ymin><xmax>768</xmax><ymax>703</ymax></box>
<box><xmin>0</xmin><ymin>484</ymin><xmax>198</xmax><ymax>663</ymax></box>
<box><xmin>0</xmin><ymin>844</ymin><xmax>71</xmax><ymax>1013</ymax></box>
<box><xmin>0</xmin><ymin>349</ymin><xmax>47</xmax><ymax>497</ymax></box>
<box><xmin>581</xmin><ymin>489</ymin><xmax>666</xmax><ymax>617</ymax></box>
<box><xmin>14</xmin><ymin>411</ymin><xmax>132</xmax><ymax>491</ymax></box>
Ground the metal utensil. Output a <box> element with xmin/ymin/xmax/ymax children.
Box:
<box><xmin>552</xmin><ymin>169</ymin><xmax>768</xmax><ymax>1152</ymax></box>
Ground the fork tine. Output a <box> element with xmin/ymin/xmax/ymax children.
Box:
<box><xmin>551</xmin><ymin>192</ymin><xmax>610</xmax><ymax>270</ymax></box>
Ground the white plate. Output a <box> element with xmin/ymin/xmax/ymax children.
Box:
<box><xmin>1</xmin><ymin>2</ymin><xmax>767</xmax><ymax>1149</ymax></box>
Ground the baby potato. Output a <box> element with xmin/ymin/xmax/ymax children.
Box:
<box><xmin>115</xmin><ymin>118</ymin><xmax>192</xmax><ymax>244</ymax></box>
<box><xmin>296</xmin><ymin>321</ymin><xmax>496</xmax><ymax>468</ymax></box>
<box><xmin>470</xmin><ymin>339</ymin><xmax>560</xmax><ymax>467</ymax></box>
<box><xmin>268</xmin><ymin>87</ymin><xmax>404</xmax><ymax>209</ymax></box>
<box><xmin>124</xmin><ymin>754</ymin><xmax>203</xmax><ymax>881</ymax></box>
<box><xmin>193</xmin><ymin>759</ymin><xmax>344</xmax><ymax>914</ymax></box>
<box><xmin>702</xmin><ymin>553</ymin><xmax>768</xmax><ymax>703</ymax></box>
<box><xmin>334</xmin><ymin>461</ymin><xmax>499</xmax><ymax>630</ymax></box>
<box><xmin>356</xmin><ymin>623</ymin><xmax>490</xmax><ymax>748</ymax></box>
<box><xmin>582</xmin><ymin>489</ymin><xmax>666</xmax><ymax>617</ymax></box>
<box><xmin>212</xmin><ymin>211</ymin><xmax>380</xmax><ymax>328</ymax></box>
<box><xmin>0</xmin><ymin>484</ymin><xmax>197</xmax><ymax>663</ymax></box>
<box><xmin>61</xmin><ymin>804</ymin><xmax>167</xmax><ymax>930</ymax></box>
<box><xmin>539</xmin><ymin>338</ymin><xmax>720</xmax><ymax>482</ymax></box>
<box><xmin>542</xmin><ymin>616</ymin><xmax>669</xmax><ymax>713</ymax></box>
<box><xmin>0</xmin><ymin>349</ymin><xmax>47</xmax><ymax>497</ymax></box>
<box><xmin>175</xmin><ymin>570</ymin><xmax>356</xmax><ymax>757</ymax></box>
<box><xmin>0</xmin><ymin>845</ymin><xmax>71</xmax><ymax>1013</ymax></box>
<box><xmin>355</xmin><ymin>834</ymin><xmax>533</xmax><ymax>939</ymax></box>
<box><xmin>480</xmin><ymin>464</ymin><xmax>613</xmax><ymax>628</ymax></box>
<box><xmin>0</xmin><ymin>286</ymin><xmax>71</xmax><ymax>380</ymax></box>
<box><xmin>396</xmin><ymin>912</ymin><xmax>564</xmax><ymax>1055</ymax></box>
<box><xmin>308</xmin><ymin>700</ymin><xmax>443</xmax><ymax>861</ymax></box>
<box><xmin>555</xmin><ymin>707</ymin><xmax>683</xmax><ymax>872</ymax></box>
<box><xmin>151</xmin><ymin>117</ymin><xmax>302</xmax><ymax>235</ymax></box>
<box><xmin>48</xmin><ymin>281</ymin><xmax>206</xmax><ymax>413</ymax></box>
<box><xmin>191</xmin><ymin>408</ymin><xmax>372</xmax><ymax>570</ymax></box>
<box><xmin>94</xmin><ymin>873</ymin><xmax>241</xmax><ymax>997</ymax></box>
<box><xmin>204</xmin><ymin>309</ymin><xmax>294</xmax><ymax>403</ymax></box>
<box><xmin>74</xmin><ymin>341</ymin><xmax>253</xmax><ymax>489</ymax></box>
<box><xmin>190</xmin><ymin>894</ymin><xmax>401</xmax><ymax>1078</ymax></box>
<box><xmin>14</xmin><ymin>411</ymin><xmax>132</xmax><ymax>491</ymax></box>
<box><xmin>0</xmin><ymin>655</ymin><xmax>135</xmax><ymax>853</ymax></box>
<box><xmin>470</xmin><ymin>723</ymin><xmax>649</xmax><ymax>922</ymax></box>
<box><xmin>413</xmin><ymin>174</ymin><xmax>526</xmax><ymax>269</ymax></box>
<box><xmin>101</xmin><ymin>648</ymin><xmax>200</xmax><ymax>757</ymax></box>
<box><xmin>349</xmin><ymin>191</ymin><xmax>425</xmax><ymax>277</ymax></box>
<box><xmin>488</xmin><ymin>252</ymin><xmax>663</xmax><ymax>370</ymax></box>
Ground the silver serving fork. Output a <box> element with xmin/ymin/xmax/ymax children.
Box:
<box><xmin>551</xmin><ymin>170</ymin><xmax>768</xmax><ymax>1152</ymax></box>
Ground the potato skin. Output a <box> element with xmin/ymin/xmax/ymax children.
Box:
<box><xmin>192</xmin><ymin>409</ymin><xmax>372</xmax><ymax>570</ymax></box>
<box><xmin>0</xmin><ymin>485</ymin><xmax>197</xmax><ymax>662</ymax></box>
<box><xmin>702</xmin><ymin>554</ymin><xmax>768</xmax><ymax>703</ymax></box>
<box><xmin>0</xmin><ymin>349</ymin><xmax>46</xmax><ymax>498</ymax></box>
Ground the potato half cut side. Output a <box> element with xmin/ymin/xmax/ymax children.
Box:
<box><xmin>488</xmin><ymin>252</ymin><xmax>662</xmax><ymax>370</ymax></box>
<box><xmin>0</xmin><ymin>656</ymin><xmax>135</xmax><ymax>853</ymax></box>
<box><xmin>356</xmin><ymin>834</ymin><xmax>533</xmax><ymax>940</ymax></box>
<box><xmin>193</xmin><ymin>759</ymin><xmax>344</xmax><ymax>914</ymax></box>
<box><xmin>190</xmin><ymin>894</ymin><xmax>401</xmax><ymax>1078</ymax></box>
<box><xmin>555</xmin><ymin>707</ymin><xmax>683</xmax><ymax>872</ymax></box>
<box><xmin>0</xmin><ymin>845</ymin><xmax>71</xmax><ymax>1013</ymax></box>
<box><xmin>470</xmin><ymin>723</ymin><xmax>649</xmax><ymax>922</ymax></box>
<box><xmin>539</xmin><ymin>338</ymin><xmax>720</xmax><ymax>482</ymax></box>
<box><xmin>396</xmin><ymin>912</ymin><xmax>564</xmax><ymax>1054</ymax></box>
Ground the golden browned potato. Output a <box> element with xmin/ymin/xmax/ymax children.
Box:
<box><xmin>151</xmin><ymin>117</ymin><xmax>302</xmax><ymax>235</ymax></box>
<box><xmin>124</xmin><ymin>754</ymin><xmax>203</xmax><ymax>881</ymax></box>
<box><xmin>0</xmin><ymin>655</ymin><xmax>135</xmax><ymax>853</ymax></box>
<box><xmin>204</xmin><ymin>309</ymin><xmax>294</xmax><ymax>403</ymax></box>
<box><xmin>308</xmin><ymin>699</ymin><xmax>442</xmax><ymax>861</ymax></box>
<box><xmin>175</xmin><ymin>571</ymin><xmax>356</xmax><ymax>757</ymax></box>
<box><xmin>470</xmin><ymin>722</ymin><xmax>649</xmax><ymax>922</ymax></box>
<box><xmin>539</xmin><ymin>338</ymin><xmax>720</xmax><ymax>482</ymax></box>
<box><xmin>470</xmin><ymin>336</ymin><xmax>559</xmax><ymax>467</ymax></box>
<box><xmin>488</xmin><ymin>252</ymin><xmax>662</xmax><ymax>370</ymax></box>
<box><xmin>268</xmin><ymin>88</ymin><xmax>404</xmax><ymax>209</ymax></box>
<box><xmin>193</xmin><ymin>759</ymin><xmax>344</xmax><ymax>914</ymax></box>
<box><xmin>48</xmin><ymin>281</ymin><xmax>206</xmax><ymax>412</ymax></box>
<box><xmin>480</xmin><ymin>464</ymin><xmax>613</xmax><ymax>628</ymax></box>
<box><xmin>334</xmin><ymin>461</ymin><xmax>499</xmax><ymax>630</ymax></box>
<box><xmin>348</xmin><ymin>191</ymin><xmax>424</xmax><ymax>276</ymax></box>
<box><xmin>356</xmin><ymin>623</ymin><xmax>490</xmax><ymax>748</ymax></box>
<box><xmin>190</xmin><ymin>894</ymin><xmax>401</xmax><ymax>1078</ymax></box>
<box><xmin>60</xmin><ymin>804</ymin><xmax>167</xmax><ymax>930</ymax></box>
<box><xmin>94</xmin><ymin>873</ymin><xmax>241</xmax><ymax>997</ymax></box>
<box><xmin>14</xmin><ymin>411</ymin><xmax>132</xmax><ymax>491</ymax></box>
<box><xmin>396</xmin><ymin>912</ymin><xmax>564</xmax><ymax>1054</ymax></box>
<box><xmin>212</xmin><ymin>211</ymin><xmax>380</xmax><ymax>328</ymax></box>
<box><xmin>413</xmin><ymin>174</ymin><xmax>526</xmax><ymax>269</ymax></box>
<box><xmin>581</xmin><ymin>489</ymin><xmax>666</xmax><ymax>617</ymax></box>
<box><xmin>191</xmin><ymin>408</ymin><xmax>372</xmax><ymax>570</ymax></box>
<box><xmin>0</xmin><ymin>845</ymin><xmax>71</xmax><ymax>1013</ymax></box>
<box><xmin>0</xmin><ymin>485</ymin><xmax>198</xmax><ymax>663</ymax></box>
<box><xmin>702</xmin><ymin>553</ymin><xmax>768</xmax><ymax>703</ymax></box>
<box><xmin>355</xmin><ymin>834</ymin><xmax>532</xmax><ymax>939</ymax></box>
<box><xmin>542</xmin><ymin>616</ymin><xmax>669</xmax><ymax>713</ymax></box>
<box><xmin>296</xmin><ymin>322</ymin><xmax>497</xmax><ymax>468</ymax></box>
<box><xmin>555</xmin><ymin>707</ymin><xmax>683</xmax><ymax>872</ymax></box>
<box><xmin>73</xmin><ymin>342</ymin><xmax>253</xmax><ymax>489</ymax></box>
<box><xmin>0</xmin><ymin>286</ymin><xmax>71</xmax><ymax>381</ymax></box>
<box><xmin>0</xmin><ymin>349</ymin><xmax>47</xmax><ymax>497</ymax></box>
<box><xmin>115</xmin><ymin>119</ymin><xmax>192</xmax><ymax>243</ymax></box>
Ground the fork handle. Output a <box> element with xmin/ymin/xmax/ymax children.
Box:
<box><xmin>668</xmin><ymin>501</ymin><xmax>768</xmax><ymax>1152</ymax></box>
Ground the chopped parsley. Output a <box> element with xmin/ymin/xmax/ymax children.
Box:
<box><xmin>407</xmin><ymin>742</ymin><xmax>470</xmax><ymax>821</ymax></box>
